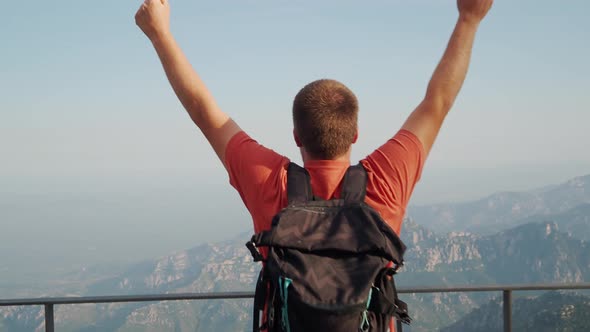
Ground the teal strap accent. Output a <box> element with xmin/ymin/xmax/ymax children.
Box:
<box><xmin>360</xmin><ymin>311</ymin><xmax>369</xmax><ymax>331</ymax></box>
<box><xmin>366</xmin><ymin>287</ymin><xmax>373</xmax><ymax>309</ymax></box>
<box><xmin>359</xmin><ymin>288</ymin><xmax>374</xmax><ymax>331</ymax></box>
<box><xmin>279</xmin><ymin>277</ymin><xmax>292</xmax><ymax>332</ymax></box>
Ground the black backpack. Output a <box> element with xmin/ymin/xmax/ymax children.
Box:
<box><xmin>246</xmin><ymin>163</ymin><xmax>411</xmax><ymax>332</ymax></box>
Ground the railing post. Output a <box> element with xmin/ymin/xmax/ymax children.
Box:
<box><xmin>44</xmin><ymin>304</ymin><xmax>54</xmax><ymax>332</ymax></box>
<box><xmin>503</xmin><ymin>290</ymin><xmax>512</xmax><ymax>332</ymax></box>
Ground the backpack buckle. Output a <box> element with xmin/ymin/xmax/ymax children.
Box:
<box><xmin>246</xmin><ymin>241</ymin><xmax>264</xmax><ymax>262</ymax></box>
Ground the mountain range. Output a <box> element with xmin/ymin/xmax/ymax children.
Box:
<box><xmin>1</xmin><ymin>174</ymin><xmax>589</xmax><ymax>331</ymax></box>
<box><xmin>407</xmin><ymin>174</ymin><xmax>590</xmax><ymax>237</ymax></box>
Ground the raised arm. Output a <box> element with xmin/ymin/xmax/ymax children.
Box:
<box><xmin>402</xmin><ymin>0</ymin><xmax>493</xmax><ymax>156</ymax></box>
<box><xmin>135</xmin><ymin>0</ymin><xmax>241</xmax><ymax>166</ymax></box>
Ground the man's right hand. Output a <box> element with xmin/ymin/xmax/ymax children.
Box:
<box><xmin>457</xmin><ymin>0</ymin><xmax>494</xmax><ymax>24</ymax></box>
<box><xmin>134</xmin><ymin>0</ymin><xmax>242</xmax><ymax>168</ymax></box>
<box><xmin>135</xmin><ymin>0</ymin><xmax>171</xmax><ymax>42</ymax></box>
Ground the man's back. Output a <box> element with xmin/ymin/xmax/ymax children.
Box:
<box><xmin>225</xmin><ymin>130</ymin><xmax>425</xmax><ymax>236</ymax></box>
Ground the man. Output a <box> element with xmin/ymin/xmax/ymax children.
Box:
<box><xmin>136</xmin><ymin>0</ymin><xmax>492</xmax><ymax>330</ymax></box>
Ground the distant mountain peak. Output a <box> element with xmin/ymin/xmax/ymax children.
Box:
<box><xmin>566</xmin><ymin>174</ymin><xmax>590</xmax><ymax>187</ymax></box>
<box><xmin>408</xmin><ymin>172</ymin><xmax>590</xmax><ymax>236</ymax></box>
<box><xmin>545</xmin><ymin>221</ymin><xmax>558</xmax><ymax>236</ymax></box>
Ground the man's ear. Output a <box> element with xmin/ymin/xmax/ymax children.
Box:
<box><xmin>293</xmin><ymin>129</ymin><xmax>303</xmax><ymax>147</ymax></box>
<box><xmin>352</xmin><ymin>130</ymin><xmax>358</xmax><ymax>144</ymax></box>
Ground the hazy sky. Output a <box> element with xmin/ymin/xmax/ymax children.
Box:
<box><xmin>1</xmin><ymin>0</ymin><xmax>589</xmax><ymax>285</ymax></box>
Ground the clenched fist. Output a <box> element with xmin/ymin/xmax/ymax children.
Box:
<box><xmin>457</xmin><ymin>0</ymin><xmax>493</xmax><ymax>24</ymax></box>
<box><xmin>135</xmin><ymin>0</ymin><xmax>171</xmax><ymax>41</ymax></box>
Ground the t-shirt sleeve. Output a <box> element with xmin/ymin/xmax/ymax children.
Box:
<box><xmin>225</xmin><ymin>131</ymin><xmax>290</xmax><ymax>218</ymax></box>
<box><xmin>362</xmin><ymin>129</ymin><xmax>426</xmax><ymax>210</ymax></box>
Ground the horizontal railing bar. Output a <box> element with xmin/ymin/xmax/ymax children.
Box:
<box><xmin>1</xmin><ymin>283</ymin><xmax>589</xmax><ymax>307</ymax></box>
<box><xmin>0</xmin><ymin>292</ymin><xmax>254</xmax><ymax>306</ymax></box>
<box><xmin>399</xmin><ymin>282</ymin><xmax>590</xmax><ymax>294</ymax></box>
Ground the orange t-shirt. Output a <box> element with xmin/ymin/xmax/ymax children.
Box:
<box><xmin>225</xmin><ymin>129</ymin><xmax>425</xmax><ymax>332</ymax></box>
<box><xmin>226</xmin><ymin>129</ymin><xmax>425</xmax><ymax>235</ymax></box>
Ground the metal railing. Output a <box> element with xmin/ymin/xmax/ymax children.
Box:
<box><xmin>1</xmin><ymin>283</ymin><xmax>590</xmax><ymax>332</ymax></box>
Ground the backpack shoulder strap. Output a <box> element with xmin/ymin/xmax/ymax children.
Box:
<box><xmin>287</xmin><ymin>162</ymin><xmax>313</xmax><ymax>204</ymax></box>
<box><xmin>341</xmin><ymin>163</ymin><xmax>367</xmax><ymax>202</ymax></box>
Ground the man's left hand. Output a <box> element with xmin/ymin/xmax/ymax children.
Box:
<box><xmin>135</xmin><ymin>0</ymin><xmax>171</xmax><ymax>42</ymax></box>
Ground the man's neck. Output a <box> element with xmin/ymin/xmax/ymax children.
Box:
<box><xmin>300</xmin><ymin>148</ymin><xmax>352</xmax><ymax>164</ymax></box>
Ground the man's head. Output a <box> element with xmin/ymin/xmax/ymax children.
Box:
<box><xmin>292</xmin><ymin>79</ymin><xmax>359</xmax><ymax>160</ymax></box>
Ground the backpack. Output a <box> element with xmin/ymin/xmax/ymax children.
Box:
<box><xmin>246</xmin><ymin>162</ymin><xmax>411</xmax><ymax>332</ymax></box>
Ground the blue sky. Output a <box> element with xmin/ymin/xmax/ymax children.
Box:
<box><xmin>1</xmin><ymin>0</ymin><xmax>589</xmax><ymax>284</ymax></box>
<box><xmin>2</xmin><ymin>0</ymin><xmax>589</xmax><ymax>176</ymax></box>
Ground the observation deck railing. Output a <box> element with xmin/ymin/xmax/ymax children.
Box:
<box><xmin>2</xmin><ymin>283</ymin><xmax>590</xmax><ymax>332</ymax></box>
